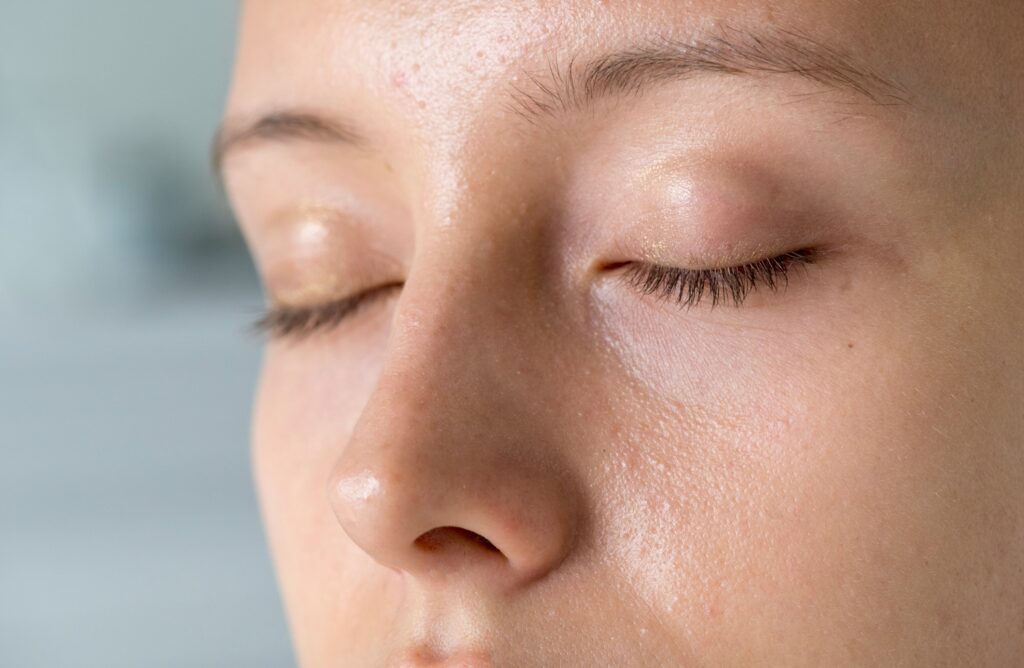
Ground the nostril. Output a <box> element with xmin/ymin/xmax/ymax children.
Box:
<box><xmin>415</xmin><ymin>526</ymin><xmax>503</xmax><ymax>555</ymax></box>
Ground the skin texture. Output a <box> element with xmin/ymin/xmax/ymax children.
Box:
<box><xmin>219</xmin><ymin>1</ymin><xmax>1024</xmax><ymax>665</ymax></box>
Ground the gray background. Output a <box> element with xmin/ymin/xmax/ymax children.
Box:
<box><xmin>1</xmin><ymin>2</ymin><xmax>295</xmax><ymax>666</ymax></box>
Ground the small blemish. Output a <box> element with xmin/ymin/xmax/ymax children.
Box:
<box><xmin>847</xmin><ymin>343</ymin><xmax>855</xmax><ymax>349</ymax></box>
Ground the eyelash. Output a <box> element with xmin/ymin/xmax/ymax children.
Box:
<box><xmin>619</xmin><ymin>247</ymin><xmax>818</xmax><ymax>310</ymax></box>
<box><xmin>254</xmin><ymin>282</ymin><xmax>403</xmax><ymax>340</ymax></box>
<box><xmin>254</xmin><ymin>249</ymin><xmax>817</xmax><ymax>339</ymax></box>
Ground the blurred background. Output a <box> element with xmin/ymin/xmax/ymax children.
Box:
<box><xmin>0</xmin><ymin>2</ymin><xmax>295</xmax><ymax>666</ymax></box>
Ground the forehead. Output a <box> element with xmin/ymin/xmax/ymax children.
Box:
<box><xmin>226</xmin><ymin>0</ymin><xmax>933</xmax><ymax>126</ymax></box>
<box><xmin>223</xmin><ymin>0</ymin><xmax>1021</xmax><ymax>207</ymax></box>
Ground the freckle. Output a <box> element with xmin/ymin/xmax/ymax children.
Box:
<box><xmin>412</xmin><ymin>62</ymin><xmax>421</xmax><ymax>72</ymax></box>
<box><xmin>476</xmin><ymin>50</ymin><xmax>485</xmax><ymax>58</ymax></box>
<box><xmin>417</xmin><ymin>100</ymin><xmax>427</xmax><ymax>109</ymax></box>
<box><xmin>847</xmin><ymin>343</ymin><xmax>855</xmax><ymax>349</ymax></box>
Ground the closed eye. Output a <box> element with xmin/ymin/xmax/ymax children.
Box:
<box><xmin>616</xmin><ymin>248</ymin><xmax>819</xmax><ymax>309</ymax></box>
<box><xmin>255</xmin><ymin>248</ymin><xmax>817</xmax><ymax>339</ymax></box>
<box><xmin>254</xmin><ymin>281</ymin><xmax>404</xmax><ymax>340</ymax></box>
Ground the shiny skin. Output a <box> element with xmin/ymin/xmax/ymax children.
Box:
<box><xmin>221</xmin><ymin>1</ymin><xmax>1024</xmax><ymax>665</ymax></box>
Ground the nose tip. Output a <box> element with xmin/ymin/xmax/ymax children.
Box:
<box><xmin>325</xmin><ymin>263</ymin><xmax>581</xmax><ymax>592</ymax></box>
<box><xmin>329</xmin><ymin>461</ymin><xmax>577</xmax><ymax>588</ymax></box>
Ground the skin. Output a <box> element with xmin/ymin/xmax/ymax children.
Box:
<box><xmin>219</xmin><ymin>1</ymin><xmax>1024</xmax><ymax>665</ymax></box>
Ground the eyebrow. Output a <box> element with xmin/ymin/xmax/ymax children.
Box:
<box><xmin>213</xmin><ymin>23</ymin><xmax>909</xmax><ymax>172</ymax></box>
<box><xmin>506</xmin><ymin>24</ymin><xmax>909</xmax><ymax>125</ymax></box>
<box><xmin>212</xmin><ymin>112</ymin><xmax>367</xmax><ymax>174</ymax></box>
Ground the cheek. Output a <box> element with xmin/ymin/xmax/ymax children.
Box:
<box><xmin>251</xmin><ymin>336</ymin><xmax>403</xmax><ymax>666</ymax></box>
<box><xmin>586</xmin><ymin>276</ymin><xmax>1020</xmax><ymax>658</ymax></box>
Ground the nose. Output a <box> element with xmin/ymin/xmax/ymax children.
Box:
<box><xmin>327</xmin><ymin>274</ymin><xmax>580</xmax><ymax>589</ymax></box>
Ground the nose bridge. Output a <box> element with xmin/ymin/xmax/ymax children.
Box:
<box><xmin>379</xmin><ymin>162</ymin><xmax>555</xmax><ymax>419</ymax></box>
<box><xmin>380</xmin><ymin>234</ymin><xmax>524</xmax><ymax>426</ymax></box>
<box><xmin>327</xmin><ymin>187</ymin><xmax>578</xmax><ymax>587</ymax></box>
<box><xmin>390</xmin><ymin>256</ymin><xmax>504</xmax><ymax>395</ymax></box>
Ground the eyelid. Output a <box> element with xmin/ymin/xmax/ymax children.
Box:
<box><xmin>254</xmin><ymin>246</ymin><xmax>819</xmax><ymax>339</ymax></box>
<box><xmin>618</xmin><ymin>247</ymin><xmax>818</xmax><ymax>309</ymax></box>
<box><xmin>254</xmin><ymin>281</ymin><xmax>403</xmax><ymax>340</ymax></box>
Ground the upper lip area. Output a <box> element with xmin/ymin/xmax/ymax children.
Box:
<box><xmin>393</xmin><ymin>646</ymin><xmax>494</xmax><ymax>668</ymax></box>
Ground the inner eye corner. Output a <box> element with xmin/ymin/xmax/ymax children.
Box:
<box><xmin>597</xmin><ymin>259</ymin><xmax>634</xmax><ymax>272</ymax></box>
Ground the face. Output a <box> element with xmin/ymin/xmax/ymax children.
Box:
<box><xmin>219</xmin><ymin>1</ymin><xmax>1024</xmax><ymax>665</ymax></box>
